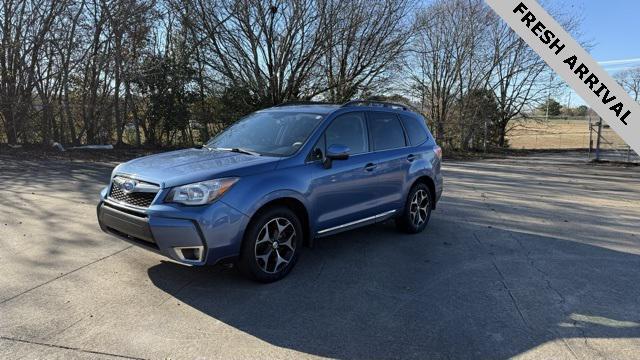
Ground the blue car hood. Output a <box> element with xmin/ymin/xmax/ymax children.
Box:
<box><xmin>113</xmin><ymin>148</ymin><xmax>281</xmax><ymax>188</ymax></box>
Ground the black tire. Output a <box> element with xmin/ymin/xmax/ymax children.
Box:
<box><xmin>396</xmin><ymin>182</ymin><xmax>433</xmax><ymax>234</ymax></box>
<box><xmin>237</xmin><ymin>206</ymin><xmax>303</xmax><ymax>283</ymax></box>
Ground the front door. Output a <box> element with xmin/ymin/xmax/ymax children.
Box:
<box><xmin>309</xmin><ymin>112</ymin><xmax>380</xmax><ymax>232</ymax></box>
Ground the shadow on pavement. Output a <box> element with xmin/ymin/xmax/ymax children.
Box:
<box><xmin>147</xmin><ymin>218</ymin><xmax>640</xmax><ymax>359</ymax></box>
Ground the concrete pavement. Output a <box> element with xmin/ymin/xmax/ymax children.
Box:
<box><xmin>0</xmin><ymin>152</ymin><xmax>639</xmax><ymax>359</ymax></box>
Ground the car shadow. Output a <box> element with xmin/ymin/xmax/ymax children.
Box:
<box><xmin>147</xmin><ymin>217</ymin><xmax>640</xmax><ymax>359</ymax></box>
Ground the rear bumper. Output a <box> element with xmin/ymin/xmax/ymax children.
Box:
<box><xmin>97</xmin><ymin>199</ymin><xmax>248</xmax><ymax>265</ymax></box>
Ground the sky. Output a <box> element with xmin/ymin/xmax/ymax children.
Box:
<box><xmin>553</xmin><ymin>0</ymin><xmax>640</xmax><ymax>106</ymax></box>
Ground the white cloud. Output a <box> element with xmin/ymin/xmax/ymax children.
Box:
<box><xmin>603</xmin><ymin>65</ymin><xmax>638</xmax><ymax>72</ymax></box>
<box><xmin>598</xmin><ymin>57</ymin><xmax>640</xmax><ymax>66</ymax></box>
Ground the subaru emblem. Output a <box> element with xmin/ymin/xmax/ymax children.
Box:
<box><xmin>122</xmin><ymin>180</ymin><xmax>136</xmax><ymax>193</ymax></box>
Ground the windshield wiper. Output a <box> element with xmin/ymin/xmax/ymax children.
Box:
<box><xmin>214</xmin><ymin>147</ymin><xmax>261</xmax><ymax>156</ymax></box>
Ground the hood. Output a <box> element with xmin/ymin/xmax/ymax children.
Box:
<box><xmin>113</xmin><ymin>148</ymin><xmax>281</xmax><ymax>188</ymax></box>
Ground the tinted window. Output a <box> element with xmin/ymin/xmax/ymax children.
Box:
<box><xmin>325</xmin><ymin>112</ymin><xmax>368</xmax><ymax>155</ymax></box>
<box><xmin>400</xmin><ymin>115</ymin><xmax>428</xmax><ymax>146</ymax></box>
<box><xmin>368</xmin><ymin>112</ymin><xmax>406</xmax><ymax>151</ymax></box>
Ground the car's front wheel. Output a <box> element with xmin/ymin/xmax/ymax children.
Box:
<box><xmin>396</xmin><ymin>183</ymin><xmax>433</xmax><ymax>234</ymax></box>
<box><xmin>238</xmin><ymin>206</ymin><xmax>302</xmax><ymax>282</ymax></box>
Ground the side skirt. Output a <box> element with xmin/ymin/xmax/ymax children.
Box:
<box><xmin>315</xmin><ymin>210</ymin><xmax>397</xmax><ymax>238</ymax></box>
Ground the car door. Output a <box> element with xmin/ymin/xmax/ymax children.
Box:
<box><xmin>309</xmin><ymin>112</ymin><xmax>381</xmax><ymax>232</ymax></box>
<box><xmin>365</xmin><ymin>111</ymin><xmax>411</xmax><ymax>213</ymax></box>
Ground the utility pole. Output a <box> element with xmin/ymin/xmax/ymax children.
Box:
<box><xmin>545</xmin><ymin>73</ymin><xmax>553</xmax><ymax>121</ymax></box>
<box><xmin>595</xmin><ymin>117</ymin><xmax>603</xmax><ymax>161</ymax></box>
<box><xmin>483</xmin><ymin>119</ymin><xmax>488</xmax><ymax>153</ymax></box>
<box><xmin>587</xmin><ymin>115</ymin><xmax>593</xmax><ymax>160</ymax></box>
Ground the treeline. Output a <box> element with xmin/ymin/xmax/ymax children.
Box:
<box><xmin>0</xmin><ymin>0</ymin><xmax>576</xmax><ymax>150</ymax></box>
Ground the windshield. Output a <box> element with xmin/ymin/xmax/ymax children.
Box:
<box><xmin>207</xmin><ymin>111</ymin><xmax>324</xmax><ymax>156</ymax></box>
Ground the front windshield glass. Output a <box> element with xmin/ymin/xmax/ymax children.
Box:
<box><xmin>207</xmin><ymin>111</ymin><xmax>324</xmax><ymax>156</ymax></box>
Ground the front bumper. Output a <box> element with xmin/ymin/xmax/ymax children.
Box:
<box><xmin>97</xmin><ymin>198</ymin><xmax>249</xmax><ymax>266</ymax></box>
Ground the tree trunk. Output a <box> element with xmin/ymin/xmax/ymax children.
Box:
<box><xmin>497</xmin><ymin>122</ymin><xmax>507</xmax><ymax>148</ymax></box>
<box><xmin>1</xmin><ymin>108</ymin><xmax>18</xmax><ymax>144</ymax></box>
<box><xmin>114</xmin><ymin>34</ymin><xmax>123</xmax><ymax>146</ymax></box>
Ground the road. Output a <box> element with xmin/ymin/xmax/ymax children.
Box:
<box><xmin>1</xmin><ymin>152</ymin><xmax>639</xmax><ymax>359</ymax></box>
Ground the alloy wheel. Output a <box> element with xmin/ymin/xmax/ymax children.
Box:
<box><xmin>254</xmin><ymin>217</ymin><xmax>297</xmax><ymax>274</ymax></box>
<box><xmin>409</xmin><ymin>189</ymin><xmax>430</xmax><ymax>227</ymax></box>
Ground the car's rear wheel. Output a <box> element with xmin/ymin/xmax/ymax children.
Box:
<box><xmin>396</xmin><ymin>183</ymin><xmax>432</xmax><ymax>234</ymax></box>
<box><xmin>238</xmin><ymin>206</ymin><xmax>302</xmax><ymax>282</ymax></box>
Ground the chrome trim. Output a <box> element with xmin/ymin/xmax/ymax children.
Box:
<box><xmin>172</xmin><ymin>246</ymin><xmax>205</xmax><ymax>264</ymax></box>
<box><xmin>113</xmin><ymin>176</ymin><xmax>160</xmax><ymax>193</ymax></box>
<box><xmin>317</xmin><ymin>209</ymin><xmax>396</xmax><ymax>235</ymax></box>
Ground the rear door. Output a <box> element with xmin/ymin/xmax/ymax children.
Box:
<box><xmin>366</xmin><ymin>111</ymin><xmax>411</xmax><ymax>213</ymax></box>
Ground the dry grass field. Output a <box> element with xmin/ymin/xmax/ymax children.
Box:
<box><xmin>506</xmin><ymin>117</ymin><xmax>629</xmax><ymax>150</ymax></box>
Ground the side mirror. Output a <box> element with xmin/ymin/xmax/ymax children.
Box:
<box><xmin>323</xmin><ymin>144</ymin><xmax>350</xmax><ymax>168</ymax></box>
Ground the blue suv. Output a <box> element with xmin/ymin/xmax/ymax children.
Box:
<box><xmin>97</xmin><ymin>101</ymin><xmax>443</xmax><ymax>282</ymax></box>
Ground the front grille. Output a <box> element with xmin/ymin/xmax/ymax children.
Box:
<box><xmin>108</xmin><ymin>178</ymin><xmax>159</xmax><ymax>208</ymax></box>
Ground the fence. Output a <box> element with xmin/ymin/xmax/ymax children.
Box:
<box><xmin>589</xmin><ymin>117</ymin><xmax>639</xmax><ymax>164</ymax></box>
<box><xmin>506</xmin><ymin>117</ymin><xmax>591</xmax><ymax>149</ymax></box>
<box><xmin>506</xmin><ymin>115</ymin><xmax>638</xmax><ymax>164</ymax></box>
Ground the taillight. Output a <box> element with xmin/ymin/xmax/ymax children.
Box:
<box><xmin>434</xmin><ymin>145</ymin><xmax>442</xmax><ymax>159</ymax></box>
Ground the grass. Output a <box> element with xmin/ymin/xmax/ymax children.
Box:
<box><xmin>506</xmin><ymin>118</ymin><xmax>628</xmax><ymax>150</ymax></box>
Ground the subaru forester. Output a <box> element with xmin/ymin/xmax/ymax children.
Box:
<box><xmin>97</xmin><ymin>101</ymin><xmax>443</xmax><ymax>282</ymax></box>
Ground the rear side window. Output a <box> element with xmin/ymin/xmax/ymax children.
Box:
<box><xmin>325</xmin><ymin>112</ymin><xmax>368</xmax><ymax>155</ymax></box>
<box><xmin>368</xmin><ymin>112</ymin><xmax>406</xmax><ymax>151</ymax></box>
<box><xmin>400</xmin><ymin>115</ymin><xmax>429</xmax><ymax>146</ymax></box>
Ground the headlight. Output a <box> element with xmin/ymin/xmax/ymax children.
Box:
<box><xmin>166</xmin><ymin>178</ymin><xmax>239</xmax><ymax>206</ymax></box>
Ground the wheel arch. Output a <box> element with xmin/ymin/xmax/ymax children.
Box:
<box><xmin>248</xmin><ymin>196</ymin><xmax>312</xmax><ymax>247</ymax></box>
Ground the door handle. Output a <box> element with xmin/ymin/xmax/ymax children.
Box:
<box><xmin>364</xmin><ymin>163</ymin><xmax>377</xmax><ymax>172</ymax></box>
<box><xmin>407</xmin><ymin>154</ymin><xmax>416</xmax><ymax>162</ymax></box>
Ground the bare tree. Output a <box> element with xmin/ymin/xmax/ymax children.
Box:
<box><xmin>320</xmin><ymin>0</ymin><xmax>412</xmax><ymax>102</ymax></box>
<box><xmin>104</xmin><ymin>0</ymin><xmax>156</xmax><ymax>145</ymax></box>
<box><xmin>451</xmin><ymin>0</ymin><xmax>495</xmax><ymax>150</ymax></box>
<box><xmin>57</xmin><ymin>0</ymin><xmax>87</xmax><ymax>145</ymax></box>
<box><xmin>615</xmin><ymin>67</ymin><xmax>640</xmax><ymax>102</ymax></box>
<box><xmin>409</xmin><ymin>0</ymin><xmax>468</xmax><ymax>144</ymax></box>
<box><xmin>488</xmin><ymin>2</ymin><xmax>582</xmax><ymax>147</ymax></box>
<box><xmin>488</xmin><ymin>18</ymin><xmax>549</xmax><ymax>147</ymax></box>
<box><xmin>178</xmin><ymin>0</ymin><xmax>329</xmax><ymax>105</ymax></box>
<box><xmin>0</xmin><ymin>0</ymin><xmax>584</xmax><ymax>151</ymax></box>
<box><xmin>0</xmin><ymin>0</ymin><xmax>67</xmax><ymax>144</ymax></box>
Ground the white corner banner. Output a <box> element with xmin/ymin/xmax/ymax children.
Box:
<box><xmin>485</xmin><ymin>0</ymin><xmax>640</xmax><ymax>154</ymax></box>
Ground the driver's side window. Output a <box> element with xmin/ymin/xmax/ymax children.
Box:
<box><xmin>309</xmin><ymin>112</ymin><xmax>368</xmax><ymax>161</ymax></box>
<box><xmin>324</xmin><ymin>112</ymin><xmax>368</xmax><ymax>155</ymax></box>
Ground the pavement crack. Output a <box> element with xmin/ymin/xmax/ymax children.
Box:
<box><xmin>573</xmin><ymin>319</ymin><xmax>607</xmax><ymax>359</ymax></box>
<box><xmin>313</xmin><ymin>259</ymin><xmax>326</xmax><ymax>282</ymax></box>
<box><xmin>473</xmin><ymin>232</ymin><xmax>531</xmax><ymax>331</ymax></box>
<box><xmin>0</xmin><ymin>246</ymin><xmax>132</xmax><ymax>306</ymax></box>
<box><xmin>510</xmin><ymin>234</ymin><xmax>606</xmax><ymax>358</ymax></box>
<box><xmin>159</xmin><ymin>278</ymin><xmax>196</xmax><ymax>306</ymax></box>
<box><xmin>560</xmin><ymin>336</ymin><xmax>580</xmax><ymax>360</ymax></box>
<box><xmin>0</xmin><ymin>336</ymin><xmax>146</xmax><ymax>359</ymax></box>
<box><xmin>492</xmin><ymin>261</ymin><xmax>531</xmax><ymax>331</ymax></box>
<box><xmin>511</xmin><ymin>233</ymin><xmax>567</xmax><ymax>305</ymax></box>
<box><xmin>45</xmin><ymin>317</ymin><xmax>84</xmax><ymax>340</ymax></box>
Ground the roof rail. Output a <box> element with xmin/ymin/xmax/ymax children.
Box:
<box><xmin>341</xmin><ymin>99</ymin><xmax>415</xmax><ymax>111</ymax></box>
<box><xmin>274</xmin><ymin>101</ymin><xmax>336</xmax><ymax>107</ymax></box>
